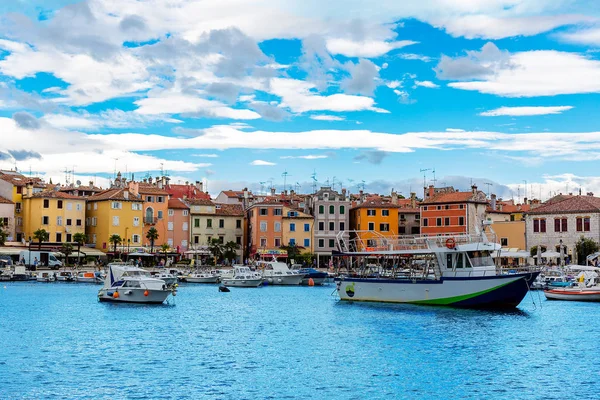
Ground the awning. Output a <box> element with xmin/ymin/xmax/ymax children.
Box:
<box><xmin>541</xmin><ymin>251</ymin><xmax>561</xmax><ymax>258</ymax></box>
<box><xmin>493</xmin><ymin>250</ymin><xmax>530</xmax><ymax>258</ymax></box>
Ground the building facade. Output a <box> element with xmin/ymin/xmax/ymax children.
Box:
<box><xmin>0</xmin><ymin>196</ymin><xmax>15</xmax><ymax>242</ymax></box>
<box><xmin>282</xmin><ymin>205</ymin><xmax>314</xmax><ymax>256</ymax></box>
<box><xmin>349</xmin><ymin>197</ymin><xmax>400</xmax><ymax>251</ymax></box>
<box><xmin>247</xmin><ymin>200</ymin><xmax>285</xmax><ymax>260</ymax></box>
<box><xmin>309</xmin><ymin>187</ymin><xmax>350</xmax><ymax>263</ymax></box>
<box><xmin>0</xmin><ymin>171</ymin><xmax>46</xmax><ymax>242</ymax></box>
<box><xmin>130</xmin><ymin>179</ymin><xmax>170</xmax><ymax>249</ymax></box>
<box><xmin>167</xmin><ymin>198</ymin><xmax>190</xmax><ymax>252</ymax></box>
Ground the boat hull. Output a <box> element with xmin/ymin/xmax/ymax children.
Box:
<box><xmin>98</xmin><ymin>288</ymin><xmax>172</xmax><ymax>304</ymax></box>
<box><xmin>186</xmin><ymin>276</ymin><xmax>219</xmax><ymax>283</ymax></box>
<box><xmin>221</xmin><ymin>278</ymin><xmax>263</xmax><ymax>287</ymax></box>
<box><xmin>544</xmin><ymin>289</ymin><xmax>600</xmax><ymax>302</ymax></box>
<box><xmin>336</xmin><ymin>272</ymin><xmax>538</xmax><ymax>308</ymax></box>
<box><xmin>262</xmin><ymin>275</ymin><xmax>304</xmax><ymax>285</ymax></box>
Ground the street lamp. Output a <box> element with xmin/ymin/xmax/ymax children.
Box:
<box><xmin>560</xmin><ymin>239</ymin><xmax>564</xmax><ymax>266</ymax></box>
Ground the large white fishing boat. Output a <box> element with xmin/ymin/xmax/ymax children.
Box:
<box><xmin>98</xmin><ymin>263</ymin><xmax>176</xmax><ymax>304</ymax></box>
<box><xmin>333</xmin><ymin>230</ymin><xmax>538</xmax><ymax>308</ymax></box>
<box><xmin>220</xmin><ymin>266</ymin><xmax>264</xmax><ymax>287</ymax></box>
<box><xmin>258</xmin><ymin>261</ymin><xmax>305</xmax><ymax>285</ymax></box>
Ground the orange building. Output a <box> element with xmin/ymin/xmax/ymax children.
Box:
<box><xmin>247</xmin><ymin>200</ymin><xmax>286</xmax><ymax>259</ymax></box>
<box><xmin>167</xmin><ymin>198</ymin><xmax>190</xmax><ymax>252</ymax></box>
<box><xmin>129</xmin><ymin>178</ymin><xmax>170</xmax><ymax>249</ymax></box>
<box><xmin>420</xmin><ymin>185</ymin><xmax>488</xmax><ymax>236</ymax></box>
<box><xmin>349</xmin><ymin>197</ymin><xmax>400</xmax><ymax>250</ymax></box>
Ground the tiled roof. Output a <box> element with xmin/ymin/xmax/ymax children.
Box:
<box><xmin>215</xmin><ymin>203</ymin><xmax>244</xmax><ymax>216</ymax></box>
<box><xmin>0</xmin><ymin>195</ymin><xmax>13</xmax><ymax>204</ymax></box>
<box><xmin>527</xmin><ymin>196</ymin><xmax>600</xmax><ymax>215</ymax></box>
<box><xmin>0</xmin><ymin>172</ymin><xmax>45</xmax><ymax>188</ymax></box>
<box><xmin>398</xmin><ymin>207</ymin><xmax>419</xmax><ymax>213</ymax></box>
<box><xmin>168</xmin><ymin>198</ymin><xmax>189</xmax><ymax>210</ymax></box>
<box><xmin>422</xmin><ymin>190</ymin><xmax>487</xmax><ymax>204</ymax></box>
<box><xmin>60</xmin><ymin>185</ymin><xmax>103</xmax><ymax>193</ymax></box>
<box><xmin>28</xmin><ymin>190</ymin><xmax>81</xmax><ymax>200</ymax></box>
<box><xmin>136</xmin><ymin>183</ymin><xmax>169</xmax><ymax>195</ymax></box>
<box><xmin>351</xmin><ymin>198</ymin><xmax>401</xmax><ymax>210</ymax></box>
<box><xmin>221</xmin><ymin>190</ymin><xmax>254</xmax><ymax>199</ymax></box>
<box><xmin>87</xmin><ymin>188</ymin><xmax>141</xmax><ymax>202</ymax></box>
<box><xmin>166</xmin><ymin>184</ymin><xmax>211</xmax><ymax>200</ymax></box>
<box><xmin>186</xmin><ymin>198</ymin><xmax>215</xmax><ymax>206</ymax></box>
<box><xmin>488</xmin><ymin>202</ymin><xmax>531</xmax><ymax>214</ymax></box>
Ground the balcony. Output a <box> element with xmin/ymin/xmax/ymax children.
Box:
<box><xmin>144</xmin><ymin>217</ymin><xmax>155</xmax><ymax>224</ymax></box>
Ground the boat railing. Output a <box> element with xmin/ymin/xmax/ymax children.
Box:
<box><xmin>335</xmin><ymin>231</ymin><xmax>492</xmax><ymax>253</ymax></box>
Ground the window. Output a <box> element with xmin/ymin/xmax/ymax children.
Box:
<box><xmin>274</xmin><ymin>208</ymin><xmax>282</xmax><ymax>216</ymax></box>
<box><xmin>207</xmin><ymin>219</ymin><xmax>212</xmax><ymax>228</ymax></box>
<box><xmin>399</xmin><ymin>227</ymin><xmax>406</xmax><ymax>234</ymax></box>
<box><xmin>459</xmin><ymin>204</ymin><xmax>464</xmax><ymax>209</ymax></box>
<box><xmin>367</xmin><ymin>209</ymin><xmax>376</xmax><ymax>216</ymax></box>
<box><xmin>66</xmin><ymin>218</ymin><xmax>72</xmax><ymax>226</ymax></box>
<box><xmin>133</xmin><ymin>217</ymin><xmax>140</xmax><ymax>227</ymax></box>
<box><xmin>317</xmin><ymin>221</ymin><xmax>325</xmax><ymax>231</ymax></box>
<box><xmin>329</xmin><ymin>239</ymin><xmax>335</xmax><ymax>248</ymax></box>
<box><xmin>94</xmin><ymin>203</ymin><xmax>98</xmax><ymax>210</ymax></box>
<box><xmin>423</xmin><ymin>206</ymin><xmax>428</xmax><ymax>211</ymax></box>
<box><xmin>91</xmin><ymin>217</ymin><xmax>97</xmax><ymax>226</ymax></box>
<box><xmin>415</xmin><ymin>214</ymin><xmax>420</xmax><ymax>220</ymax></box>
<box><xmin>167</xmin><ymin>238</ymin><xmax>174</xmax><ymax>247</ymax></box>
<box><xmin>533</xmin><ymin>219</ymin><xmax>539</xmax><ymax>233</ymax></box>
<box><xmin>274</xmin><ymin>238</ymin><xmax>281</xmax><ymax>247</ymax></box>
<box><xmin>445</xmin><ymin>205</ymin><xmax>449</xmax><ymax>210</ymax></box>
<box><xmin>56</xmin><ymin>233</ymin><xmax>62</xmax><ymax>242</ymax></box>
<box><xmin>57</xmin><ymin>200</ymin><xmax>63</xmax><ymax>209</ymax></box>
<box><xmin>168</xmin><ymin>222</ymin><xmax>174</xmax><ymax>231</ymax></box>
<box><xmin>194</xmin><ymin>236</ymin><xmax>199</xmax><ymax>244</ymax></box>
<box><xmin>501</xmin><ymin>238</ymin><xmax>508</xmax><ymax>246</ymax></box>
<box><xmin>16</xmin><ymin>186</ymin><xmax>22</xmax><ymax>194</ymax></box>
<box><xmin>304</xmin><ymin>223</ymin><xmax>310</xmax><ymax>232</ymax></box>
<box><xmin>236</xmin><ymin>220</ymin><xmax>242</xmax><ymax>229</ymax></box>
<box><xmin>131</xmin><ymin>203</ymin><xmax>142</xmax><ymax>211</ymax></box>
<box><xmin>411</xmin><ymin>227</ymin><xmax>420</xmax><ymax>234</ymax></box>
<box><xmin>66</xmin><ymin>202</ymin><xmax>72</xmax><ymax>211</ymax></box>
<box><xmin>319</xmin><ymin>205</ymin><xmax>324</xmax><ymax>214</ymax></box>
<box><xmin>92</xmin><ymin>234</ymin><xmax>96</xmax><ymax>244</ymax></box>
<box><xmin>444</xmin><ymin>217</ymin><xmax>450</xmax><ymax>226</ymax></box>
<box><xmin>340</xmin><ymin>222</ymin><xmax>345</xmax><ymax>231</ymax></box>
<box><xmin>423</xmin><ymin>218</ymin><xmax>428</xmax><ymax>227</ymax></box>
<box><xmin>274</xmin><ymin>222</ymin><xmax>281</xmax><ymax>232</ymax></box>
<box><xmin>182</xmin><ymin>240</ymin><xmax>188</xmax><ymax>248</ymax></box>
<box><xmin>236</xmin><ymin>236</ymin><xmax>242</xmax><ymax>245</ymax></box>
<box><xmin>318</xmin><ymin>239</ymin><xmax>324</xmax><ymax>248</ymax></box>
<box><xmin>304</xmin><ymin>238</ymin><xmax>310</xmax><ymax>247</ymax></box>
<box><xmin>436</xmin><ymin>218</ymin><xmax>442</xmax><ymax>227</ymax></box>
<box><xmin>183</xmin><ymin>222</ymin><xmax>188</xmax><ymax>231</ymax></box>
<box><xmin>290</xmin><ymin>223</ymin><xmax>296</xmax><ymax>232</ymax></box>
<box><xmin>168</xmin><ymin>209</ymin><xmax>174</xmax><ymax>216</ymax></box>
<box><xmin>437</xmin><ymin>206</ymin><xmax>442</xmax><ymax>210</ymax></box>
<box><xmin>76</xmin><ymin>203</ymin><xmax>82</xmax><ymax>211</ymax></box>
<box><xmin>340</xmin><ymin>205</ymin><xmax>345</xmax><ymax>214</ymax></box>
<box><xmin>146</xmin><ymin>196</ymin><xmax>153</xmax><ymax>203</ymax></box>
<box><xmin>66</xmin><ymin>234</ymin><xmax>71</xmax><ymax>243</ymax></box>
<box><xmin>112</xmin><ymin>216</ymin><xmax>119</xmax><ymax>226</ymax></box>
<box><xmin>329</xmin><ymin>205</ymin><xmax>334</xmax><ymax>214</ymax></box>
<box><xmin>43</xmin><ymin>199</ymin><xmax>49</xmax><ymax>208</ymax></box>
<box><xmin>380</xmin><ymin>223</ymin><xmax>390</xmax><ymax>232</ymax></box>
<box><xmin>219</xmin><ymin>219</ymin><xmax>225</xmax><ymax>228</ymax></box>
<box><xmin>289</xmin><ymin>238</ymin><xmax>296</xmax><ymax>245</ymax></box>
<box><xmin>132</xmin><ymin>234</ymin><xmax>140</xmax><ymax>244</ymax></box>
<box><xmin>87</xmin><ymin>204</ymin><xmax>91</xmax><ymax>211</ymax></box>
<box><xmin>459</xmin><ymin>217</ymin><xmax>465</xmax><ymax>226</ymax></box>
<box><xmin>329</xmin><ymin>222</ymin><xmax>335</xmax><ymax>231</ymax></box>
<box><xmin>382</xmin><ymin>210</ymin><xmax>389</xmax><ymax>216</ymax></box>
<box><xmin>57</xmin><ymin>216</ymin><xmax>63</xmax><ymax>226</ymax></box>
<box><xmin>157</xmin><ymin>210</ymin><xmax>163</xmax><ymax>219</ymax></box>
<box><xmin>15</xmin><ymin>202</ymin><xmax>21</xmax><ymax>213</ymax></box>
<box><xmin>194</xmin><ymin>218</ymin><xmax>200</xmax><ymax>228</ymax></box>
<box><xmin>585</xmin><ymin>217</ymin><xmax>591</xmax><ymax>232</ymax></box>
<box><xmin>157</xmin><ymin>196</ymin><xmax>164</xmax><ymax>203</ymax></box>
<box><xmin>75</xmin><ymin>219</ymin><xmax>81</xmax><ymax>226</ymax></box>
<box><xmin>218</xmin><ymin>236</ymin><xmax>224</xmax><ymax>244</ymax></box>
<box><xmin>260</xmin><ymin>222</ymin><xmax>267</xmax><ymax>232</ymax></box>
<box><xmin>260</xmin><ymin>208</ymin><xmax>268</xmax><ymax>216</ymax></box>
<box><xmin>111</xmin><ymin>201</ymin><xmax>121</xmax><ymax>210</ymax></box>
<box><xmin>368</xmin><ymin>222</ymin><xmax>374</xmax><ymax>230</ymax></box>
<box><xmin>400</xmin><ymin>214</ymin><xmax>405</xmax><ymax>221</ymax></box>
<box><xmin>554</xmin><ymin>218</ymin><xmax>568</xmax><ymax>232</ymax></box>
<box><xmin>183</xmin><ymin>210</ymin><xmax>188</xmax><ymax>216</ymax></box>
<box><xmin>533</xmin><ymin>218</ymin><xmax>546</xmax><ymax>233</ymax></box>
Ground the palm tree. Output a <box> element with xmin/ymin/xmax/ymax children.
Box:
<box><xmin>109</xmin><ymin>234</ymin><xmax>122</xmax><ymax>255</ymax></box>
<box><xmin>33</xmin><ymin>229</ymin><xmax>49</xmax><ymax>250</ymax></box>
<box><xmin>208</xmin><ymin>238</ymin><xmax>223</xmax><ymax>265</ymax></box>
<box><xmin>60</xmin><ymin>243</ymin><xmax>73</xmax><ymax>267</ymax></box>
<box><xmin>160</xmin><ymin>243</ymin><xmax>170</xmax><ymax>265</ymax></box>
<box><xmin>280</xmin><ymin>242</ymin><xmax>301</xmax><ymax>263</ymax></box>
<box><xmin>73</xmin><ymin>232</ymin><xmax>87</xmax><ymax>265</ymax></box>
<box><xmin>0</xmin><ymin>219</ymin><xmax>7</xmax><ymax>246</ymax></box>
<box><xmin>223</xmin><ymin>241</ymin><xmax>240</xmax><ymax>265</ymax></box>
<box><xmin>146</xmin><ymin>227</ymin><xmax>159</xmax><ymax>253</ymax></box>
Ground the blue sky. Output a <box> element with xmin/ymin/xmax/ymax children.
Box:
<box><xmin>0</xmin><ymin>0</ymin><xmax>600</xmax><ymax>201</ymax></box>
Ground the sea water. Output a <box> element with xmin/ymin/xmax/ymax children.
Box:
<box><xmin>0</xmin><ymin>283</ymin><xmax>599</xmax><ymax>399</ymax></box>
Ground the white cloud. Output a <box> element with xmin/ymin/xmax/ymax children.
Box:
<box><xmin>446</xmin><ymin>128</ymin><xmax>465</xmax><ymax>132</ymax></box>
<box><xmin>386</xmin><ymin>80</ymin><xmax>402</xmax><ymax>89</ymax></box>
<box><xmin>42</xmin><ymin>110</ymin><xmax>183</xmax><ymax>130</ymax></box>
<box><xmin>193</xmin><ymin>154</ymin><xmax>219</xmax><ymax>158</ymax></box>
<box><xmin>325</xmin><ymin>38</ymin><xmax>417</xmax><ymax>58</ymax></box>
<box><xmin>414</xmin><ymin>80</ymin><xmax>439</xmax><ymax>88</ymax></box>
<box><xmin>250</xmin><ymin>159</ymin><xmax>276</xmax><ymax>166</ymax></box>
<box><xmin>310</xmin><ymin>115</ymin><xmax>345</xmax><ymax>121</ymax></box>
<box><xmin>399</xmin><ymin>53</ymin><xmax>433</xmax><ymax>62</ymax></box>
<box><xmin>280</xmin><ymin>155</ymin><xmax>328</xmax><ymax>159</ymax></box>
<box><xmin>558</xmin><ymin>27</ymin><xmax>600</xmax><ymax>46</ymax></box>
<box><xmin>480</xmin><ymin>106</ymin><xmax>574</xmax><ymax>117</ymax></box>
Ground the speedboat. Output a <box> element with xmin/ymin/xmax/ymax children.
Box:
<box><xmin>76</xmin><ymin>271</ymin><xmax>104</xmax><ymax>284</ymax></box>
<box><xmin>151</xmin><ymin>270</ymin><xmax>178</xmax><ymax>287</ymax></box>
<box><xmin>291</xmin><ymin>264</ymin><xmax>328</xmax><ymax>285</ymax></box>
<box><xmin>98</xmin><ymin>263</ymin><xmax>176</xmax><ymax>304</ymax></box>
<box><xmin>186</xmin><ymin>270</ymin><xmax>220</xmax><ymax>283</ymax></box>
<box><xmin>36</xmin><ymin>271</ymin><xmax>56</xmax><ymax>282</ymax></box>
<box><xmin>56</xmin><ymin>271</ymin><xmax>75</xmax><ymax>282</ymax></box>
<box><xmin>220</xmin><ymin>266</ymin><xmax>263</xmax><ymax>287</ymax></box>
<box><xmin>259</xmin><ymin>261</ymin><xmax>305</xmax><ymax>285</ymax></box>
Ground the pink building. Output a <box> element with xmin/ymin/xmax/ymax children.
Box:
<box><xmin>168</xmin><ymin>198</ymin><xmax>190</xmax><ymax>252</ymax></box>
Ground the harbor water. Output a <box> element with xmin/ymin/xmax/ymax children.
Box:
<box><xmin>1</xmin><ymin>283</ymin><xmax>599</xmax><ymax>399</ymax></box>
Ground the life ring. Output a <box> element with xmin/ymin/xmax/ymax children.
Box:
<box><xmin>445</xmin><ymin>238</ymin><xmax>456</xmax><ymax>249</ymax></box>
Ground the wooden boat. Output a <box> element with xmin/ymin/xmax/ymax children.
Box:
<box><xmin>544</xmin><ymin>287</ymin><xmax>600</xmax><ymax>301</ymax></box>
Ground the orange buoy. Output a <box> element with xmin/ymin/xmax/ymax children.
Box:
<box><xmin>144</xmin><ymin>290</ymin><xmax>149</xmax><ymax>297</ymax></box>
<box><xmin>308</xmin><ymin>278</ymin><xmax>315</xmax><ymax>286</ymax></box>
<box><xmin>113</xmin><ymin>291</ymin><xmax>119</xmax><ymax>299</ymax></box>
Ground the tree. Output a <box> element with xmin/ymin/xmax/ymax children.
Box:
<box><xmin>280</xmin><ymin>242</ymin><xmax>301</xmax><ymax>263</ymax></box>
<box><xmin>576</xmin><ymin>236</ymin><xmax>599</xmax><ymax>265</ymax></box>
<box><xmin>33</xmin><ymin>229</ymin><xmax>49</xmax><ymax>250</ymax></box>
<box><xmin>146</xmin><ymin>227</ymin><xmax>159</xmax><ymax>253</ymax></box>
<box><xmin>160</xmin><ymin>243</ymin><xmax>170</xmax><ymax>265</ymax></box>
<box><xmin>0</xmin><ymin>219</ymin><xmax>7</xmax><ymax>246</ymax></box>
<box><xmin>109</xmin><ymin>234</ymin><xmax>122</xmax><ymax>254</ymax></box>
<box><xmin>208</xmin><ymin>238</ymin><xmax>224</xmax><ymax>264</ymax></box>
<box><xmin>223</xmin><ymin>241</ymin><xmax>240</xmax><ymax>264</ymax></box>
<box><xmin>530</xmin><ymin>245</ymin><xmax>539</xmax><ymax>257</ymax></box>
<box><xmin>73</xmin><ymin>232</ymin><xmax>87</xmax><ymax>265</ymax></box>
<box><xmin>60</xmin><ymin>243</ymin><xmax>73</xmax><ymax>266</ymax></box>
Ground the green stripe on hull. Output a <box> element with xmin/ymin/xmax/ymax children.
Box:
<box><xmin>408</xmin><ymin>280</ymin><xmax>513</xmax><ymax>305</ymax></box>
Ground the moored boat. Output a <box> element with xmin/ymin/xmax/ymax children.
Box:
<box><xmin>151</xmin><ymin>270</ymin><xmax>178</xmax><ymax>287</ymax></box>
<box><xmin>291</xmin><ymin>265</ymin><xmax>328</xmax><ymax>285</ymax></box>
<box><xmin>186</xmin><ymin>270</ymin><xmax>220</xmax><ymax>283</ymax></box>
<box><xmin>220</xmin><ymin>265</ymin><xmax>263</xmax><ymax>287</ymax></box>
<box><xmin>56</xmin><ymin>271</ymin><xmax>76</xmax><ymax>282</ymax></box>
<box><xmin>333</xmin><ymin>230</ymin><xmax>538</xmax><ymax>308</ymax></box>
<box><xmin>76</xmin><ymin>271</ymin><xmax>103</xmax><ymax>284</ymax></box>
<box><xmin>98</xmin><ymin>263</ymin><xmax>176</xmax><ymax>304</ymax></box>
<box><xmin>544</xmin><ymin>266</ymin><xmax>600</xmax><ymax>302</ymax></box>
<box><xmin>259</xmin><ymin>261</ymin><xmax>305</xmax><ymax>285</ymax></box>
<box><xmin>36</xmin><ymin>271</ymin><xmax>56</xmax><ymax>282</ymax></box>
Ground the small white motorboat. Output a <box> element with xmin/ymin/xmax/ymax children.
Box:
<box><xmin>98</xmin><ymin>264</ymin><xmax>176</xmax><ymax>304</ymax></box>
<box><xmin>259</xmin><ymin>261</ymin><xmax>305</xmax><ymax>285</ymax></box>
<box><xmin>56</xmin><ymin>271</ymin><xmax>75</xmax><ymax>282</ymax></box>
<box><xmin>186</xmin><ymin>270</ymin><xmax>220</xmax><ymax>283</ymax></box>
<box><xmin>544</xmin><ymin>266</ymin><xmax>600</xmax><ymax>302</ymax></box>
<box><xmin>220</xmin><ymin>266</ymin><xmax>263</xmax><ymax>288</ymax></box>
<box><xmin>151</xmin><ymin>270</ymin><xmax>178</xmax><ymax>287</ymax></box>
<box><xmin>36</xmin><ymin>271</ymin><xmax>56</xmax><ymax>282</ymax></box>
<box><xmin>76</xmin><ymin>271</ymin><xmax>104</xmax><ymax>284</ymax></box>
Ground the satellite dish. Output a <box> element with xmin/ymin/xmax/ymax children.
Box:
<box><xmin>76</xmin><ymin>180</ymin><xmax>82</xmax><ymax>186</ymax></box>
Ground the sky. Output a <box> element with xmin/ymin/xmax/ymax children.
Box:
<box><xmin>0</xmin><ymin>0</ymin><xmax>600</xmax><ymax>201</ymax></box>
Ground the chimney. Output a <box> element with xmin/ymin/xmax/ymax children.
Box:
<box><xmin>195</xmin><ymin>180</ymin><xmax>204</xmax><ymax>192</ymax></box>
<box><xmin>391</xmin><ymin>190</ymin><xmax>398</xmax><ymax>205</ymax></box>
<box><xmin>25</xmin><ymin>181</ymin><xmax>33</xmax><ymax>197</ymax></box>
<box><xmin>427</xmin><ymin>185</ymin><xmax>434</xmax><ymax>199</ymax></box>
<box><xmin>270</xmin><ymin>187</ymin><xmax>276</xmax><ymax>196</ymax></box>
<box><xmin>491</xmin><ymin>194</ymin><xmax>497</xmax><ymax>210</ymax></box>
<box><xmin>410</xmin><ymin>192</ymin><xmax>416</xmax><ymax>208</ymax></box>
<box><xmin>341</xmin><ymin>188</ymin><xmax>347</xmax><ymax>200</ymax></box>
<box><xmin>161</xmin><ymin>176</ymin><xmax>166</xmax><ymax>188</ymax></box>
<box><xmin>123</xmin><ymin>190</ymin><xmax>129</xmax><ymax>200</ymax></box>
<box><xmin>143</xmin><ymin>178</ymin><xmax>148</xmax><ymax>183</ymax></box>
<box><xmin>148</xmin><ymin>177</ymin><xmax>153</xmax><ymax>184</ymax></box>
<box><xmin>579</xmin><ymin>188</ymin><xmax>582</xmax><ymax>196</ymax></box>
<box><xmin>89</xmin><ymin>181</ymin><xmax>94</xmax><ymax>189</ymax></box>
<box><xmin>588</xmin><ymin>192</ymin><xmax>594</xmax><ymax>197</ymax></box>
<box><xmin>523</xmin><ymin>197</ymin><xmax>528</xmax><ymax>205</ymax></box>
<box><xmin>359</xmin><ymin>190</ymin><xmax>364</xmax><ymax>204</ymax></box>
<box><xmin>471</xmin><ymin>184</ymin><xmax>477</xmax><ymax>194</ymax></box>
<box><xmin>290</xmin><ymin>190</ymin><xmax>295</xmax><ymax>196</ymax></box>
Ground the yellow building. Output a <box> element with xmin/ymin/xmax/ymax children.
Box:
<box><xmin>0</xmin><ymin>170</ymin><xmax>46</xmax><ymax>242</ymax></box>
<box><xmin>86</xmin><ymin>188</ymin><xmax>144</xmax><ymax>252</ymax></box>
<box><xmin>350</xmin><ymin>198</ymin><xmax>400</xmax><ymax>251</ymax></box>
<box><xmin>490</xmin><ymin>221</ymin><xmax>526</xmax><ymax>250</ymax></box>
<box><xmin>282</xmin><ymin>206</ymin><xmax>314</xmax><ymax>254</ymax></box>
<box><xmin>22</xmin><ymin>185</ymin><xmax>86</xmax><ymax>243</ymax></box>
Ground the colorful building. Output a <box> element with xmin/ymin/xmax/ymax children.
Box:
<box><xmin>282</xmin><ymin>205</ymin><xmax>314</xmax><ymax>256</ymax></box>
<box><xmin>165</xmin><ymin>180</ymin><xmax>210</xmax><ymax>200</ymax></box>
<box><xmin>310</xmin><ymin>186</ymin><xmax>350</xmax><ymax>264</ymax></box>
<box><xmin>215</xmin><ymin>189</ymin><xmax>255</xmax><ymax>206</ymax></box>
<box><xmin>247</xmin><ymin>200</ymin><xmax>285</xmax><ymax>259</ymax></box>
<box><xmin>167</xmin><ymin>198</ymin><xmax>190</xmax><ymax>252</ymax></box>
<box><xmin>129</xmin><ymin>178</ymin><xmax>170</xmax><ymax>249</ymax></box>
<box><xmin>349</xmin><ymin>197</ymin><xmax>400</xmax><ymax>251</ymax></box>
<box><xmin>0</xmin><ymin>170</ymin><xmax>46</xmax><ymax>242</ymax></box>
<box><xmin>0</xmin><ymin>195</ymin><xmax>15</xmax><ymax>242</ymax></box>
<box><xmin>22</xmin><ymin>185</ymin><xmax>86</xmax><ymax>244</ymax></box>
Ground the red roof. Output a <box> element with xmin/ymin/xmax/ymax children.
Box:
<box><xmin>136</xmin><ymin>183</ymin><xmax>169</xmax><ymax>195</ymax></box>
<box><xmin>165</xmin><ymin>184</ymin><xmax>211</xmax><ymax>200</ymax></box>
<box><xmin>186</xmin><ymin>198</ymin><xmax>215</xmax><ymax>206</ymax></box>
<box><xmin>168</xmin><ymin>198</ymin><xmax>189</xmax><ymax>210</ymax></box>
<box><xmin>351</xmin><ymin>197</ymin><xmax>401</xmax><ymax>210</ymax></box>
<box><xmin>0</xmin><ymin>172</ymin><xmax>45</xmax><ymax>188</ymax></box>
<box><xmin>0</xmin><ymin>195</ymin><xmax>13</xmax><ymax>204</ymax></box>
<box><xmin>527</xmin><ymin>196</ymin><xmax>600</xmax><ymax>215</ymax></box>
<box><xmin>422</xmin><ymin>190</ymin><xmax>487</xmax><ymax>204</ymax></box>
<box><xmin>215</xmin><ymin>203</ymin><xmax>244</xmax><ymax>216</ymax></box>
<box><xmin>221</xmin><ymin>190</ymin><xmax>254</xmax><ymax>199</ymax></box>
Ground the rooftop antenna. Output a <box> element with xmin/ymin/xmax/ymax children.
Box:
<box><xmin>281</xmin><ymin>170</ymin><xmax>290</xmax><ymax>193</ymax></box>
<box><xmin>268</xmin><ymin>177</ymin><xmax>274</xmax><ymax>193</ymax></box>
<box><xmin>359</xmin><ymin>180</ymin><xmax>366</xmax><ymax>191</ymax></box>
<box><xmin>113</xmin><ymin>157</ymin><xmax>119</xmax><ymax>179</ymax></box>
<box><xmin>523</xmin><ymin>180</ymin><xmax>527</xmax><ymax>201</ymax></box>
<box><xmin>332</xmin><ymin>176</ymin><xmax>336</xmax><ymax>189</ymax></box>
<box><xmin>517</xmin><ymin>185</ymin><xmax>520</xmax><ymax>203</ymax></box>
<box><xmin>295</xmin><ymin>182</ymin><xmax>301</xmax><ymax>193</ymax></box>
<box><xmin>259</xmin><ymin>181</ymin><xmax>266</xmax><ymax>195</ymax></box>
<box><xmin>160</xmin><ymin>163</ymin><xmax>164</xmax><ymax>177</ymax></box>
<box><xmin>484</xmin><ymin>182</ymin><xmax>493</xmax><ymax>197</ymax></box>
<box><xmin>419</xmin><ymin>168</ymin><xmax>432</xmax><ymax>189</ymax></box>
<box><xmin>431</xmin><ymin>168</ymin><xmax>437</xmax><ymax>186</ymax></box>
<box><xmin>310</xmin><ymin>170</ymin><xmax>317</xmax><ymax>194</ymax></box>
